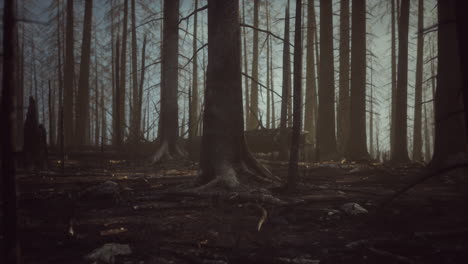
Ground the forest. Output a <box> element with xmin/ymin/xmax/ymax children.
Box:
<box><xmin>1</xmin><ymin>0</ymin><xmax>468</xmax><ymax>263</ymax></box>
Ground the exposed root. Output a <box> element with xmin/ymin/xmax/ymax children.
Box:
<box><xmin>151</xmin><ymin>140</ymin><xmax>188</xmax><ymax>164</ymax></box>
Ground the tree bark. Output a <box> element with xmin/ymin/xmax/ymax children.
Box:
<box><xmin>455</xmin><ymin>0</ymin><xmax>468</xmax><ymax>140</ymax></box>
<box><xmin>152</xmin><ymin>0</ymin><xmax>181</xmax><ymax>162</ymax></box>
<box><xmin>64</xmin><ymin>0</ymin><xmax>75</xmax><ymax>148</ymax></box>
<box><xmin>279</xmin><ymin>0</ymin><xmax>291</xmax><ymax>160</ymax></box>
<box><xmin>412</xmin><ymin>0</ymin><xmax>424</xmax><ymax>162</ymax></box>
<box><xmin>119</xmin><ymin>0</ymin><xmax>129</xmax><ymax>143</ymax></box>
<box><xmin>196</xmin><ymin>0</ymin><xmax>272</xmax><ymax>190</ymax></box>
<box><xmin>337</xmin><ymin>0</ymin><xmax>350</xmax><ymax>155</ymax></box>
<box><xmin>391</xmin><ymin>0</ymin><xmax>410</xmax><ymax>163</ymax></box>
<box><xmin>288</xmin><ymin>0</ymin><xmax>303</xmax><ymax>190</ymax></box>
<box><xmin>76</xmin><ymin>0</ymin><xmax>93</xmax><ymax>146</ymax></box>
<box><xmin>113</xmin><ymin>35</ymin><xmax>122</xmax><ymax>146</ymax></box>
<box><xmin>431</xmin><ymin>0</ymin><xmax>467</xmax><ymax>167</ymax></box>
<box><xmin>130</xmin><ymin>0</ymin><xmax>140</xmax><ymax>142</ymax></box>
<box><xmin>242</xmin><ymin>0</ymin><xmax>250</xmax><ymax>130</ymax></box>
<box><xmin>1</xmin><ymin>0</ymin><xmax>19</xmax><ymax>262</ymax></box>
<box><xmin>390</xmin><ymin>0</ymin><xmax>397</xmax><ymax>158</ymax></box>
<box><xmin>248</xmin><ymin>0</ymin><xmax>260</xmax><ymax>130</ymax></box>
<box><xmin>189</xmin><ymin>0</ymin><xmax>199</xmax><ymax>143</ymax></box>
<box><xmin>304</xmin><ymin>0</ymin><xmax>318</xmax><ymax>149</ymax></box>
<box><xmin>48</xmin><ymin>80</ymin><xmax>56</xmax><ymax>147</ymax></box>
<box><xmin>317</xmin><ymin>0</ymin><xmax>338</xmax><ymax>160</ymax></box>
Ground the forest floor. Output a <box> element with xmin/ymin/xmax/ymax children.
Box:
<box><xmin>3</xmin><ymin>150</ymin><xmax>468</xmax><ymax>264</ymax></box>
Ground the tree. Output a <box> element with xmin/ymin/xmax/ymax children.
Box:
<box><xmin>75</xmin><ymin>0</ymin><xmax>93</xmax><ymax>146</ymax></box>
<box><xmin>412</xmin><ymin>0</ymin><xmax>424</xmax><ymax>162</ymax></box>
<box><xmin>152</xmin><ymin>0</ymin><xmax>182</xmax><ymax>162</ymax></box>
<box><xmin>391</xmin><ymin>0</ymin><xmax>410</xmax><ymax>163</ymax></box>
<box><xmin>118</xmin><ymin>0</ymin><xmax>129</xmax><ymax>143</ymax></box>
<box><xmin>337</xmin><ymin>0</ymin><xmax>350</xmax><ymax>155</ymax></box>
<box><xmin>248</xmin><ymin>0</ymin><xmax>260</xmax><ymax>130</ymax></box>
<box><xmin>304</xmin><ymin>0</ymin><xmax>318</xmax><ymax>150</ymax></box>
<box><xmin>347</xmin><ymin>0</ymin><xmax>369</xmax><ymax>161</ymax></box>
<box><xmin>288</xmin><ymin>0</ymin><xmax>303</xmax><ymax>190</ymax></box>
<box><xmin>431</xmin><ymin>0</ymin><xmax>466</xmax><ymax>167</ymax></box>
<box><xmin>279</xmin><ymin>0</ymin><xmax>291</xmax><ymax>159</ymax></box>
<box><xmin>317</xmin><ymin>0</ymin><xmax>338</xmax><ymax>160</ymax></box>
<box><xmin>130</xmin><ymin>0</ymin><xmax>140</xmax><ymax>142</ymax></box>
<box><xmin>63</xmin><ymin>0</ymin><xmax>75</xmax><ymax>148</ymax></box>
<box><xmin>455</xmin><ymin>0</ymin><xmax>468</xmax><ymax>139</ymax></box>
<box><xmin>390</xmin><ymin>0</ymin><xmax>397</xmax><ymax>158</ymax></box>
<box><xmin>113</xmin><ymin>34</ymin><xmax>122</xmax><ymax>145</ymax></box>
<box><xmin>189</xmin><ymin>0</ymin><xmax>200</xmax><ymax>144</ymax></box>
<box><xmin>1</xmin><ymin>0</ymin><xmax>19</xmax><ymax>262</ymax></box>
<box><xmin>195</xmin><ymin>0</ymin><xmax>273</xmax><ymax>190</ymax></box>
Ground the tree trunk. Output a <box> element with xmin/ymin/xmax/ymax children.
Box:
<box><xmin>64</xmin><ymin>0</ymin><xmax>75</xmax><ymax>148</ymax></box>
<box><xmin>242</xmin><ymin>0</ymin><xmax>250</xmax><ymax>130</ymax></box>
<box><xmin>390</xmin><ymin>0</ymin><xmax>397</xmax><ymax>158</ymax></box>
<box><xmin>152</xmin><ymin>0</ymin><xmax>181</xmax><ymax>162</ymax></box>
<box><xmin>391</xmin><ymin>0</ymin><xmax>410</xmax><ymax>163</ymax></box>
<box><xmin>304</xmin><ymin>0</ymin><xmax>318</xmax><ymax>149</ymax></box>
<box><xmin>455</xmin><ymin>0</ymin><xmax>468</xmax><ymax>140</ymax></box>
<box><xmin>288</xmin><ymin>0</ymin><xmax>303</xmax><ymax>190</ymax></box>
<box><xmin>412</xmin><ymin>0</ymin><xmax>424</xmax><ymax>162</ymax></box>
<box><xmin>317</xmin><ymin>0</ymin><xmax>338</xmax><ymax>160</ymax></box>
<box><xmin>130</xmin><ymin>0</ymin><xmax>139</xmax><ymax>142</ymax></box>
<box><xmin>196</xmin><ymin>0</ymin><xmax>272</xmax><ymax>190</ymax></box>
<box><xmin>279</xmin><ymin>0</ymin><xmax>291</xmax><ymax>160</ymax></box>
<box><xmin>424</xmin><ymin>104</ymin><xmax>431</xmax><ymax>162</ymax></box>
<box><xmin>48</xmin><ymin>80</ymin><xmax>56</xmax><ymax>147</ymax></box>
<box><xmin>189</xmin><ymin>0</ymin><xmax>199</xmax><ymax>142</ymax></box>
<box><xmin>266</xmin><ymin>2</ymin><xmax>271</xmax><ymax>129</ymax></box>
<box><xmin>270</xmin><ymin>33</ymin><xmax>276</xmax><ymax>129</ymax></box>
<box><xmin>119</xmin><ymin>0</ymin><xmax>129</xmax><ymax>143</ymax></box>
<box><xmin>347</xmin><ymin>0</ymin><xmax>369</xmax><ymax>161</ymax></box>
<box><xmin>113</xmin><ymin>35</ymin><xmax>122</xmax><ymax>146</ymax></box>
<box><xmin>1</xmin><ymin>0</ymin><xmax>19</xmax><ymax>262</ymax></box>
<box><xmin>431</xmin><ymin>0</ymin><xmax>466</xmax><ymax>167</ymax></box>
<box><xmin>337</xmin><ymin>0</ymin><xmax>350</xmax><ymax>155</ymax></box>
<box><xmin>76</xmin><ymin>0</ymin><xmax>93</xmax><ymax>146</ymax></box>
<box><xmin>138</xmin><ymin>34</ymin><xmax>147</xmax><ymax>140</ymax></box>
<box><xmin>248</xmin><ymin>0</ymin><xmax>260</xmax><ymax>130</ymax></box>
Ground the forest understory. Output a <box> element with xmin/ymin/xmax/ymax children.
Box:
<box><xmin>2</xmin><ymin>149</ymin><xmax>468</xmax><ymax>264</ymax></box>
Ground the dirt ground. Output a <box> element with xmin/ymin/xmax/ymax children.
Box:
<box><xmin>3</xmin><ymin>150</ymin><xmax>468</xmax><ymax>264</ymax></box>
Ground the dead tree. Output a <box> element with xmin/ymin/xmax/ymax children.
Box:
<box><xmin>412</xmin><ymin>0</ymin><xmax>424</xmax><ymax>162</ymax></box>
<box><xmin>75</xmin><ymin>0</ymin><xmax>93</xmax><ymax>146</ymax></box>
<box><xmin>248</xmin><ymin>0</ymin><xmax>260</xmax><ymax>130</ymax></box>
<box><xmin>317</xmin><ymin>0</ymin><xmax>338</xmax><ymax>160</ymax></box>
<box><xmin>63</xmin><ymin>0</ymin><xmax>75</xmax><ymax>148</ymax></box>
<box><xmin>129</xmin><ymin>0</ymin><xmax>140</xmax><ymax>142</ymax></box>
<box><xmin>337</xmin><ymin>0</ymin><xmax>350</xmax><ymax>155</ymax></box>
<box><xmin>279</xmin><ymin>0</ymin><xmax>291</xmax><ymax>160</ymax></box>
<box><xmin>194</xmin><ymin>0</ymin><xmax>274</xmax><ymax>191</ymax></box>
<box><xmin>391</xmin><ymin>0</ymin><xmax>410</xmax><ymax>163</ymax></box>
<box><xmin>118</xmin><ymin>0</ymin><xmax>129</xmax><ymax>143</ymax></box>
<box><xmin>1</xmin><ymin>0</ymin><xmax>19</xmax><ymax>262</ymax></box>
<box><xmin>152</xmin><ymin>0</ymin><xmax>183</xmax><ymax>162</ymax></box>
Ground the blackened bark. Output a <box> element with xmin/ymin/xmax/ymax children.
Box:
<box><xmin>337</xmin><ymin>0</ymin><xmax>350</xmax><ymax>155</ymax></box>
<box><xmin>279</xmin><ymin>0</ymin><xmax>291</xmax><ymax>160</ymax></box>
<box><xmin>64</xmin><ymin>0</ymin><xmax>75</xmax><ymax>148</ymax></box>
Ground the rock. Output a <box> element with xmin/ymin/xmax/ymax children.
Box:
<box><xmin>85</xmin><ymin>243</ymin><xmax>132</xmax><ymax>264</ymax></box>
<box><xmin>340</xmin><ymin>202</ymin><xmax>368</xmax><ymax>215</ymax></box>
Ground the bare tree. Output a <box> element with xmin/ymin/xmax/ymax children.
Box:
<box><xmin>63</xmin><ymin>0</ymin><xmax>75</xmax><ymax>147</ymax></box>
<box><xmin>412</xmin><ymin>0</ymin><xmax>424</xmax><ymax>162</ymax></box>
<box><xmin>337</xmin><ymin>0</ymin><xmax>350</xmax><ymax>155</ymax></box>
<box><xmin>248</xmin><ymin>0</ymin><xmax>260</xmax><ymax>130</ymax></box>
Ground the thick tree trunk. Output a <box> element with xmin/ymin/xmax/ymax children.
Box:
<box><xmin>412</xmin><ymin>0</ymin><xmax>424</xmax><ymax>162</ymax></box>
<box><xmin>288</xmin><ymin>0</ymin><xmax>303</xmax><ymax>190</ymax></box>
<box><xmin>279</xmin><ymin>0</ymin><xmax>291</xmax><ymax>160</ymax></box>
<box><xmin>455</xmin><ymin>0</ymin><xmax>468</xmax><ymax>140</ymax></box>
<box><xmin>431</xmin><ymin>0</ymin><xmax>467</xmax><ymax>167</ymax></box>
<box><xmin>347</xmin><ymin>0</ymin><xmax>369</xmax><ymax>161</ymax></box>
<box><xmin>129</xmin><ymin>0</ymin><xmax>140</xmax><ymax>142</ymax></box>
<box><xmin>76</xmin><ymin>0</ymin><xmax>93</xmax><ymax>146</ymax></box>
<box><xmin>152</xmin><ymin>0</ymin><xmax>181</xmax><ymax>162</ymax></box>
<box><xmin>391</xmin><ymin>0</ymin><xmax>410</xmax><ymax>163</ymax></box>
<box><xmin>1</xmin><ymin>0</ymin><xmax>19</xmax><ymax>262</ymax></box>
<box><xmin>248</xmin><ymin>0</ymin><xmax>260</xmax><ymax>130</ymax></box>
<box><xmin>64</xmin><ymin>0</ymin><xmax>75</xmax><ymax>148</ymax></box>
<box><xmin>337</xmin><ymin>0</ymin><xmax>350</xmax><ymax>155</ymax></box>
<box><xmin>196</xmin><ymin>0</ymin><xmax>272</xmax><ymax>190</ymax></box>
<box><xmin>304</xmin><ymin>0</ymin><xmax>318</xmax><ymax>149</ymax></box>
<box><xmin>317</xmin><ymin>0</ymin><xmax>338</xmax><ymax>160</ymax></box>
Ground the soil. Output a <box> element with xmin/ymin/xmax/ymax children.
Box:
<box><xmin>2</xmin><ymin>150</ymin><xmax>468</xmax><ymax>264</ymax></box>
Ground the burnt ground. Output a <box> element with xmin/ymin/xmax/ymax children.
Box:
<box><xmin>3</xmin><ymin>151</ymin><xmax>468</xmax><ymax>264</ymax></box>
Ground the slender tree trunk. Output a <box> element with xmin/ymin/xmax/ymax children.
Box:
<box><xmin>56</xmin><ymin>0</ymin><xmax>63</xmax><ymax>148</ymax></box>
<box><xmin>189</xmin><ymin>0</ymin><xmax>199</xmax><ymax>142</ymax></box>
<box><xmin>431</xmin><ymin>0</ymin><xmax>466</xmax><ymax>167</ymax></box>
<box><xmin>138</xmin><ymin>34</ymin><xmax>147</xmax><ymax>140</ymax></box>
<box><xmin>391</xmin><ymin>0</ymin><xmax>410</xmax><ymax>163</ymax></box>
<box><xmin>1</xmin><ymin>0</ymin><xmax>19</xmax><ymax>262</ymax></box>
<box><xmin>317</xmin><ymin>0</ymin><xmax>338</xmax><ymax>160</ymax></box>
<box><xmin>242</xmin><ymin>0</ymin><xmax>250</xmax><ymax>130</ymax></box>
<box><xmin>130</xmin><ymin>0</ymin><xmax>139</xmax><ymax>142</ymax></box>
<box><xmin>279</xmin><ymin>0</ymin><xmax>291</xmax><ymax>160</ymax></box>
<box><xmin>48</xmin><ymin>80</ymin><xmax>56</xmax><ymax>147</ymax></box>
<box><xmin>249</xmin><ymin>0</ymin><xmax>260</xmax><ymax>130</ymax></box>
<box><xmin>270</xmin><ymin>34</ymin><xmax>276</xmax><ymax>129</ymax></box>
<box><xmin>64</xmin><ymin>0</ymin><xmax>75</xmax><ymax>148</ymax></box>
<box><xmin>424</xmin><ymin>104</ymin><xmax>431</xmax><ymax>162</ymax></box>
<box><xmin>337</xmin><ymin>0</ymin><xmax>350</xmax><ymax>155</ymax></box>
<box><xmin>114</xmin><ymin>35</ymin><xmax>122</xmax><ymax>145</ymax></box>
<box><xmin>15</xmin><ymin>7</ymin><xmax>24</xmax><ymax>151</ymax></box>
<box><xmin>412</xmin><ymin>0</ymin><xmax>424</xmax><ymax>162</ymax></box>
<box><xmin>119</xmin><ymin>0</ymin><xmax>129</xmax><ymax>142</ymax></box>
<box><xmin>370</xmin><ymin>69</ymin><xmax>374</xmax><ymax>158</ymax></box>
<box><xmin>266</xmin><ymin>2</ymin><xmax>271</xmax><ymax>129</ymax></box>
<box><xmin>390</xmin><ymin>0</ymin><xmax>397</xmax><ymax>158</ymax></box>
<box><xmin>76</xmin><ymin>0</ymin><xmax>93</xmax><ymax>146</ymax></box>
<box><xmin>94</xmin><ymin>57</ymin><xmax>99</xmax><ymax>146</ymax></box>
<box><xmin>304</xmin><ymin>0</ymin><xmax>318</xmax><ymax>149</ymax></box>
<box><xmin>288</xmin><ymin>0</ymin><xmax>303</xmax><ymax>190</ymax></box>
<box><xmin>196</xmin><ymin>0</ymin><xmax>271</xmax><ymax>189</ymax></box>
